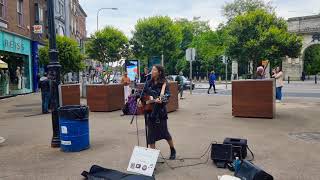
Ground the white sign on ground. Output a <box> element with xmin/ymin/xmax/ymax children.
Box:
<box><xmin>127</xmin><ymin>146</ymin><xmax>160</xmax><ymax>177</ymax></box>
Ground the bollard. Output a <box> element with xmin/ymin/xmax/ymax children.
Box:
<box><xmin>315</xmin><ymin>75</ymin><xmax>317</xmax><ymax>84</ymax></box>
<box><xmin>288</xmin><ymin>76</ymin><xmax>290</xmax><ymax>84</ymax></box>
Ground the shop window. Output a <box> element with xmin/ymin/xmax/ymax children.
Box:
<box><xmin>0</xmin><ymin>52</ymin><xmax>31</xmax><ymax>96</ymax></box>
<box><xmin>35</xmin><ymin>3</ymin><xmax>44</xmax><ymax>24</ymax></box>
<box><xmin>17</xmin><ymin>0</ymin><xmax>23</xmax><ymax>26</ymax></box>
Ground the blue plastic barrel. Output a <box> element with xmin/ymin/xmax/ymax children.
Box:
<box><xmin>58</xmin><ymin>105</ymin><xmax>90</xmax><ymax>152</ymax></box>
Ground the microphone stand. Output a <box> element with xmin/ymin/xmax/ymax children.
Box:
<box><xmin>130</xmin><ymin>74</ymin><xmax>151</xmax><ymax>148</ymax></box>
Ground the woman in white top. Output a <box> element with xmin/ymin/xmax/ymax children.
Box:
<box><xmin>272</xmin><ymin>66</ymin><xmax>284</xmax><ymax>102</ymax></box>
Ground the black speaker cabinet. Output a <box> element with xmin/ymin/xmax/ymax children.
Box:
<box><xmin>211</xmin><ymin>143</ymin><xmax>233</xmax><ymax>168</ymax></box>
<box><xmin>223</xmin><ymin>138</ymin><xmax>247</xmax><ymax>159</ymax></box>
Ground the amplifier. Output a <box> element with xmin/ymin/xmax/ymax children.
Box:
<box><xmin>211</xmin><ymin>143</ymin><xmax>233</xmax><ymax>168</ymax></box>
<box><xmin>223</xmin><ymin>138</ymin><xmax>247</xmax><ymax>159</ymax></box>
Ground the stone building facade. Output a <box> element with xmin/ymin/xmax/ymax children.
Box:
<box><xmin>284</xmin><ymin>15</ymin><xmax>320</xmax><ymax>80</ymax></box>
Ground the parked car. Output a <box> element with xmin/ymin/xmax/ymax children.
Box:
<box><xmin>167</xmin><ymin>75</ymin><xmax>195</xmax><ymax>90</ymax></box>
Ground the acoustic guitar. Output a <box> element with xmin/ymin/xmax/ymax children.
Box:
<box><xmin>141</xmin><ymin>95</ymin><xmax>168</xmax><ymax>112</ymax></box>
<box><xmin>139</xmin><ymin>82</ymin><xmax>168</xmax><ymax>112</ymax></box>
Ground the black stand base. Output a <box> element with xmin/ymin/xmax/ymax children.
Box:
<box><xmin>51</xmin><ymin>137</ymin><xmax>60</xmax><ymax>148</ymax></box>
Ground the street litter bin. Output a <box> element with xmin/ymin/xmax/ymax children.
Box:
<box><xmin>58</xmin><ymin>105</ymin><xmax>90</xmax><ymax>152</ymax></box>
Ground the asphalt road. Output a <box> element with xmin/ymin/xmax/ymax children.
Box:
<box><xmin>192</xmin><ymin>81</ymin><xmax>320</xmax><ymax>98</ymax></box>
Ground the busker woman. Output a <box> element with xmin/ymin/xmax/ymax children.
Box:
<box><xmin>140</xmin><ymin>65</ymin><xmax>176</xmax><ymax>160</ymax></box>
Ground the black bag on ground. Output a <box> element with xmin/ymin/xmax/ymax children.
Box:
<box><xmin>235</xmin><ymin>160</ymin><xmax>273</xmax><ymax>180</ymax></box>
<box><xmin>82</xmin><ymin>165</ymin><xmax>155</xmax><ymax>180</ymax></box>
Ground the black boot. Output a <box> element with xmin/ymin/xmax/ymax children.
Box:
<box><xmin>169</xmin><ymin>147</ymin><xmax>176</xmax><ymax>160</ymax></box>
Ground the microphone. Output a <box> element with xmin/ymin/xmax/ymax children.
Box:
<box><xmin>145</xmin><ymin>73</ymin><xmax>151</xmax><ymax>77</ymax></box>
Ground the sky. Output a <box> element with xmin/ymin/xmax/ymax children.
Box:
<box><xmin>79</xmin><ymin>0</ymin><xmax>320</xmax><ymax>38</ymax></box>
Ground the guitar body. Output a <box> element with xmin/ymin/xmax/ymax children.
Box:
<box><xmin>142</xmin><ymin>95</ymin><xmax>153</xmax><ymax>112</ymax></box>
<box><xmin>141</xmin><ymin>95</ymin><xmax>168</xmax><ymax>112</ymax></box>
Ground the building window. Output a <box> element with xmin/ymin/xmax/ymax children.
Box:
<box><xmin>35</xmin><ymin>4</ymin><xmax>43</xmax><ymax>24</ymax></box>
<box><xmin>0</xmin><ymin>0</ymin><xmax>6</xmax><ymax>19</ymax></box>
<box><xmin>17</xmin><ymin>0</ymin><xmax>23</xmax><ymax>26</ymax></box>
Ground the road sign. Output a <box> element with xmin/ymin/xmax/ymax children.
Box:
<box><xmin>222</xmin><ymin>55</ymin><xmax>227</xmax><ymax>64</ymax></box>
<box><xmin>186</xmin><ymin>48</ymin><xmax>196</xmax><ymax>94</ymax></box>
<box><xmin>186</xmin><ymin>48</ymin><xmax>196</xmax><ymax>61</ymax></box>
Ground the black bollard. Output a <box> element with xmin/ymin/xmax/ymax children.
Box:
<box><xmin>315</xmin><ymin>75</ymin><xmax>317</xmax><ymax>84</ymax></box>
<box><xmin>288</xmin><ymin>76</ymin><xmax>290</xmax><ymax>84</ymax></box>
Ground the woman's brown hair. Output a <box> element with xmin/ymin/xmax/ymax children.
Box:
<box><xmin>153</xmin><ymin>65</ymin><xmax>166</xmax><ymax>83</ymax></box>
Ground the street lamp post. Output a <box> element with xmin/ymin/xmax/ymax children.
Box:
<box><xmin>47</xmin><ymin>0</ymin><xmax>61</xmax><ymax>148</ymax></box>
<box><xmin>96</xmin><ymin>8</ymin><xmax>118</xmax><ymax>31</ymax></box>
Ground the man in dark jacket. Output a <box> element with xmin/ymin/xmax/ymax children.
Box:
<box><xmin>208</xmin><ymin>71</ymin><xmax>217</xmax><ymax>94</ymax></box>
<box><xmin>39</xmin><ymin>73</ymin><xmax>51</xmax><ymax>113</ymax></box>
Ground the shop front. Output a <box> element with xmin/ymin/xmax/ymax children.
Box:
<box><xmin>0</xmin><ymin>31</ymin><xmax>32</xmax><ymax>97</ymax></box>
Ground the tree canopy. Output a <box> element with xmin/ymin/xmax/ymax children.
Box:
<box><xmin>132</xmin><ymin>16</ymin><xmax>183</xmax><ymax>73</ymax></box>
<box><xmin>225</xmin><ymin>9</ymin><xmax>302</xmax><ymax>73</ymax></box>
<box><xmin>169</xmin><ymin>18</ymin><xmax>212</xmax><ymax>75</ymax></box>
<box><xmin>304</xmin><ymin>44</ymin><xmax>320</xmax><ymax>75</ymax></box>
<box><xmin>86</xmin><ymin>26</ymin><xmax>128</xmax><ymax>63</ymax></box>
<box><xmin>39</xmin><ymin>36</ymin><xmax>84</xmax><ymax>76</ymax></box>
<box><xmin>223</xmin><ymin>0</ymin><xmax>274</xmax><ymax>20</ymax></box>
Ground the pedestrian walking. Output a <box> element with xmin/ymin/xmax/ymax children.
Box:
<box><xmin>272</xmin><ymin>66</ymin><xmax>284</xmax><ymax>103</ymax></box>
<box><xmin>208</xmin><ymin>71</ymin><xmax>217</xmax><ymax>94</ymax></box>
<box><xmin>175</xmin><ymin>71</ymin><xmax>184</xmax><ymax>99</ymax></box>
<box><xmin>39</xmin><ymin>73</ymin><xmax>51</xmax><ymax>114</ymax></box>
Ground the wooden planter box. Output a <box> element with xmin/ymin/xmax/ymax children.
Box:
<box><xmin>167</xmin><ymin>82</ymin><xmax>179</xmax><ymax>112</ymax></box>
<box><xmin>136</xmin><ymin>82</ymin><xmax>179</xmax><ymax>113</ymax></box>
<box><xmin>232</xmin><ymin>79</ymin><xmax>275</xmax><ymax>118</ymax></box>
<box><xmin>60</xmin><ymin>84</ymin><xmax>80</xmax><ymax>106</ymax></box>
<box><xmin>86</xmin><ymin>84</ymin><xmax>124</xmax><ymax>112</ymax></box>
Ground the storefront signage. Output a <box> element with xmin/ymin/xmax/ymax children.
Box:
<box><xmin>33</xmin><ymin>25</ymin><xmax>43</xmax><ymax>34</ymax></box>
<box><xmin>0</xmin><ymin>31</ymin><xmax>30</xmax><ymax>55</ymax></box>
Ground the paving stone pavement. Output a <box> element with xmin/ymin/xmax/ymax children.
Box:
<box><xmin>0</xmin><ymin>93</ymin><xmax>320</xmax><ymax>180</ymax></box>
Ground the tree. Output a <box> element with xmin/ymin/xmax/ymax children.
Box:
<box><xmin>223</xmin><ymin>0</ymin><xmax>274</xmax><ymax>20</ymax></box>
<box><xmin>175</xmin><ymin>17</ymin><xmax>211</xmax><ymax>51</ymax></box>
<box><xmin>86</xmin><ymin>26</ymin><xmax>129</xmax><ymax>63</ymax></box>
<box><xmin>304</xmin><ymin>44</ymin><xmax>320</xmax><ymax>75</ymax></box>
<box><xmin>190</xmin><ymin>26</ymin><xmax>233</xmax><ymax>76</ymax></box>
<box><xmin>132</xmin><ymin>16</ymin><xmax>183</xmax><ymax>74</ymax></box>
<box><xmin>225</xmin><ymin>9</ymin><xmax>302</xmax><ymax>75</ymax></box>
<box><xmin>174</xmin><ymin>18</ymin><xmax>211</xmax><ymax>74</ymax></box>
<box><xmin>39</xmin><ymin>36</ymin><xmax>84</xmax><ymax>77</ymax></box>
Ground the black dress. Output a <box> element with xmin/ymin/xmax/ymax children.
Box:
<box><xmin>143</xmin><ymin>80</ymin><xmax>172</xmax><ymax>144</ymax></box>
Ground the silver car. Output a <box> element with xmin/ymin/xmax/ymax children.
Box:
<box><xmin>167</xmin><ymin>75</ymin><xmax>195</xmax><ymax>90</ymax></box>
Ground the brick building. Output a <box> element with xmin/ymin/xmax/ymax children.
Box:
<box><xmin>70</xmin><ymin>0</ymin><xmax>87</xmax><ymax>53</ymax></box>
<box><xmin>0</xmin><ymin>0</ymin><xmax>33</xmax><ymax>97</ymax></box>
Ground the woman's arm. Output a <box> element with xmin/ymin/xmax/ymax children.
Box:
<box><xmin>273</xmin><ymin>72</ymin><xmax>283</xmax><ymax>79</ymax></box>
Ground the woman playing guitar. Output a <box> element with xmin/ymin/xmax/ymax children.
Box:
<box><xmin>139</xmin><ymin>65</ymin><xmax>176</xmax><ymax>160</ymax></box>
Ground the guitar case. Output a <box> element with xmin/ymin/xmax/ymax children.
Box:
<box><xmin>82</xmin><ymin>165</ymin><xmax>155</xmax><ymax>180</ymax></box>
